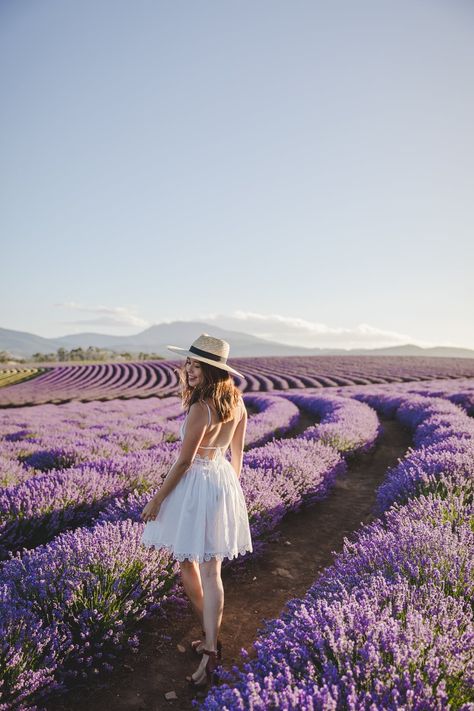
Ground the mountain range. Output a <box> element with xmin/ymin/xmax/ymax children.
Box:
<box><xmin>1</xmin><ymin>323</ymin><xmax>473</xmax><ymax>360</ymax></box>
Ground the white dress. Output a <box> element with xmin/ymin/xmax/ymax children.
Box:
<box><xmin>141</xmin><ymin>400</ymin><xmax>253</xmax><ymax>563</ymax></box>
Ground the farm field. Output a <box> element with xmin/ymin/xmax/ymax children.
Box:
<box><xmin>1</xmin><ymin>354</ymin><xmax>474</xmax><ymax>406</ymax></box>
<box><xmin>0</xmin><ymin>356</ymin><xmax>473</xmax><ymax>710</ymax></box>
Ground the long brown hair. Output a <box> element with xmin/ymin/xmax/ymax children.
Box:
<box><xmin>176</xmin><ymin>358</ymin><xmax>242</xmax><ymax>423</ymax></box>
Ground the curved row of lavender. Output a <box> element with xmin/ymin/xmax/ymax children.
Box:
<box><xmin>240</xmin><ymin>394</ymin><xmax>300</xmax><ymax>447</ymax></box>
<box><xmin>0</xmin><ymin>395</ymin><xmax>299</xmax><ymax>559</ymax></box>
<box><xmin>0</xmin><ymin>396</ymin><xmax>183</xmax><ymax>488</ymax></box>
<box><xmin>282</xmin><ymin>393</ymin><xmax>380</xmax><ymax>455</ymax></box>
<box><xmin>0</xmin><ymin>394</ymin><xmax>298</xmax><ymax>489</ymax></box>
<box><xmin>198</xmin><ymin>391</ymin><xmax>474</xmax><ymax>710</ymax></box>
<box><xmin>350</xmin><ymin>392</ymin><xmax>474</xmax><ymax>515</ymax></box>
<box><xmin>0</xmin><ymin>395</ymin><xmax>381</xmax><ymax>709</ymax></box>
<box><xmin>380</xmin><ymin>378</ymin><xmax>474</xmax><ymax>417</ymax></box>
<box><xmin>2</xmin><ymin>378</ymin><xmax>470</xmax><ymax>708</ymax></box>
<box><xmin>0</xmin><ymin>360</ymin><xmax>181</xmax><ymax>407</ymax></box>
<box><xmin>328</xmin><ymin>376</ymin><xmax>474</xmax><ymax>417</ymax></box>
<box><xmin>0</xmin><ymin>393</ymin><xmax>367</xmax><ymax>563</ymax></box>
<box><xmin>99</xmin><ymin>394</ymin><xmax>379</xmax><ymax>545</ymax></box>
<box><xmin>2</xmin><ymin>356</ymin><xmax>474</xmax><ymax>407</ymax></box>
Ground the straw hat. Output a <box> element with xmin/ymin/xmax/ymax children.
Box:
<box><xmin>167</xmin><ymin>333</ymin><xmax>245</xmax><ymax>379</ymax></box>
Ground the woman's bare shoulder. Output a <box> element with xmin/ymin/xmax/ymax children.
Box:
<box><xmin>188</xmin><ymin>400</ymin><xmax>209</xmax><ymax>419</ymax></box>
<box><xmin>237</xmin><ymin>395</ymin><xmax>246</xmax><ymax>419</ymax></box>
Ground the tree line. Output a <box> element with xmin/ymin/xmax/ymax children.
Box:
<box><xmin>0</xmin><ymin>347</ymin><xmax>165</xmax><ymax>364</ymax></box>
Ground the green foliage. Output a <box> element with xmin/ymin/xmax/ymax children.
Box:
<box><xmin>27</xmin><ymin>347</ymin><xmax>167</xmax><ymax>364</ymax></box>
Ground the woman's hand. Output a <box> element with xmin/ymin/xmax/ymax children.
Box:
<box><xmin>141</xmin><ymin>496</ymin><xmax>162</xmax><ymax>523</ymax></box>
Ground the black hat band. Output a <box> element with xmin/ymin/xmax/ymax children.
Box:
<box><xmin>189</xmin><ymin>345</ymin><xmax>227</xmax><ymax>364</ymax></box>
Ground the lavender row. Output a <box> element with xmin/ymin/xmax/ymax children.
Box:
<box><xmin>0</xmin><ymin>360</ymin><xmax>180</xmax><ymax>407</ymax></box>
<box><xmin>242</xmin><ymin>394</ymin><xmax>299</xmax><ymax>447</ymax></box>
<box><xmin>0</xmin><ymin>414</ymin><xmax>353</xmax><ymax>708</ymax></box>
<box><xmin>280</xmin><ymin>392</ymin><xmax>381</xmax><ymax>455</ymax></box>
<box><xmin>375</xmin><ymin>395</ymin><xmax>474</xmax><ymax>514</ymax></box>
<box><xmin>0</xmin><ymin>395</ymin><xmax>298</xmax><ymax>490</ymax></box>
<box><xmin>0</xmin><ymin>444</ymin><xmax>180</xmax><ymax>560</ymax></box>
<box><xmin>2</xmin><ymin>356</ymin><xmax>474</xmax><ymax>407</ymax></box>
<box><xmin>0</xmin><ymin>397</ymin><xmax>301</xmax><ymax>558</ymax></box>
<box><xmin>0</xmin><ymin>519</ymin><xmax>183</xmax><ymax>711</ymax></box>
<box><xmin>97</xmin><ymin>393</ymin><xmax>380</xmax><ymax>545</ymax></box>
<box><xmin>0</xmin><ymin>395</ymin><xmax>383</xmax><ymax>705</ymax></box>
<box><xmin>100</xmin><ymin>393</ymin><xmax>380</xmax><ymax>538</ymax></box>
<box><xmin>0</xmin><ymin>394</ymin><xmax>377</xmax><ymax>561</ymax></box>
<box><xmin>333</xmin><ymin>388</ymin><xmax>474</xmax><ymax>512</ymax></box>
<box><xmin>0</xmin><ymin>396</ymin><xmax>183</xmax><ymax>488</ymax></box>
<box><xmin>328</xmin><ymin>376</ymin><xmax>474</xmax><ymax>417</ymax></box>
<box><xmin>230</xmin><ymin>357</ymin><xmax>474</xmax><ymax>392</ymax></box>
<box><xmin>199</xmin><ymin>392</ymin><xmax>474</xmax><ymax>710</ymax></box>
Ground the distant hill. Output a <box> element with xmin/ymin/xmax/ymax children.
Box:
<box><xmin>1</xmin><ymin>323</ymin><xmax>473</xmax><ymax>360</ymax></box>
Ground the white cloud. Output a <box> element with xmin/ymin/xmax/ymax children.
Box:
<box><xmin>53</xmin><ymin>302</ymin><xmax>150</xmax><ymax>330</ymax></box>
<box><xmin>49</xmin><ymin>305</ymin><xmax>443</xmax><ymax>349</ymax></box>
<box><xmin>198</xmin><ymin>310</ymin><xmax>435</xmax><ymax>349</ymax></box>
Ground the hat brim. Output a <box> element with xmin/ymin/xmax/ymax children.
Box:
<box><xmin>166</xmin><ymin>345</ymin><xmax>245</xmax><ymax>379</ymax></box>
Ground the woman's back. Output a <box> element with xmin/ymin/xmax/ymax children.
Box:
<box><xmin>181</xmin><ymin>397</ymin><xmax>245</xmax><ymax>458</ymax></box>
<box><xmin>200</xmin><ymin>397</ymin><xmax>244</xmax><ymax>449</ymax></box>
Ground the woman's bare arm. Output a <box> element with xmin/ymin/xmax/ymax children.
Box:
<box><xmin>230</xmin><ymin>400</ymin><xmax>247</xmax><ymax>478</ymax></box>
<box><xmin>152</xmin><ymin>402</ymin><xmax>209</xmax><ymax>504</ymax></box>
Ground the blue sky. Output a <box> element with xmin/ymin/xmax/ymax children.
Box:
<box><xmin>1</xmin><ymin>0</ymin><xmax>473</xmax><ymax>350</ymax></box>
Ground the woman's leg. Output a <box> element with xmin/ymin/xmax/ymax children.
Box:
<box><xmin>200</xmin><ymin>557</ymin><xmax>224</xmax><ymax>652</ymax></box>
<box><xmin>188</xmin><ymin>557</ymin><xmax>224</xmax><ymax>681</ymax></box>
<box><xmin>179</xmin><ymin>559</ymin><xmax>204</xmax><ymax>629</ymax></box>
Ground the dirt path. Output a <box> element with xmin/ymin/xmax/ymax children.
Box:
<box><xmin>47</xmin><ymin>415</ymin><xmax>412</xmax><ymax>711</ymax></box>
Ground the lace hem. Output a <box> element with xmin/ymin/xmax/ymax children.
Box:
<box><xmin>141</xmin><ymin>539</ymin><xmax>253</xmax><ymax>563</ymax></box>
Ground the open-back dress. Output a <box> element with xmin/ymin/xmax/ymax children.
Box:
<box><xmin>141</xmin><ymin>399</ymin><xmax>253</xmax><ymax>563</ymax></box>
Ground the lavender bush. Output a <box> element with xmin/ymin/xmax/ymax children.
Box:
<box><xmin>0</xmin><ymin>443</ymin><xmax>180</xmax><ymax>559</ymax></box>
<box><xmin>282</xmin><ymin>393</ymin><xmax>381</xmax><ymax>455</ymax></box>
<box><xmin>0</xmin><ymin>397</ymin><xmax>305</xmax><ymax>559</ymax></box>
<box><xmin>0</xmin><ymin>398</ymin><xmax>364</xmax><ymax>707</ymax></box>
<box><xmin>2</xmin><ymin>356</ymin><xmax>473</xmax><ymax>406</ymax></box>
<box><xmin>0</xmin><ymin>519</ymin><xmax>182</xmax><ymax>710</ymax></box>
<box><xmin>198</xmin><ymin>391</ymin><xmax>474</xmax><ymax>710</ymax></box>
<box><xmin>242</xmin><ymin>394</ymin><xmax>300</xmax><ymax>447</ymax></box>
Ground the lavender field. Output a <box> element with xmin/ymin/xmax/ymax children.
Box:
<box><xmin>0</xmin><ymin>356</ymin><xmax>473</xmax><ymax>710</ymax></box>
<box><xmin>1</xmin><ymin>354</ymin><xmax>474</xmax><ymax>406</ymax></box>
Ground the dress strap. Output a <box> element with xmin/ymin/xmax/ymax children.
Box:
<box><xmin>197</xmin><ymin>401</ymin><xmax>223</xmax><ymax>451</ymax></box>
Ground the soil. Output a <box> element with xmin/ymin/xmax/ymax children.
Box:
<box><xmin>46</xmin><ymin>415</ymin><xmax>412</xmax><ymax>711</ymax></box>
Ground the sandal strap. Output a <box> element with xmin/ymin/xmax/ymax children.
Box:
<box><xmin>201</xmin><ymin>648</ymin><xmax>217</xmax><ymax>656</ymax></box>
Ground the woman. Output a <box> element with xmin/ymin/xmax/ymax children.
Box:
<box><xmin>140</xmin><ymin>333</ymin><xmax>253</xmax><ymax>688</ymax></box>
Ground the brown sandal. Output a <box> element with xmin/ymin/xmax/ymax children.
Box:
<box><xmin>186</xmin><ymin>648</ymin><xmax>220</xmax><ymax>687</ymax></box>
<box><xmin>190</xmin><ymin>629</ymin><xmax>222</xmax><ymax>660</ymax></box>
<box><xmin>190</xmin><ymin>628</ymin><xmax>205</xmax><ymax>655</ymax></box>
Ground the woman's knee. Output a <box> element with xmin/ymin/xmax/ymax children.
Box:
<box><xmin>199</xmin><ymin>558</ymin><xmax>222</xmax><ymax>580</ymax></box>
<box><xmin>179</xmin><ymin>559</ymin><xmax>199</xmax><ymax>573</ymax></box>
